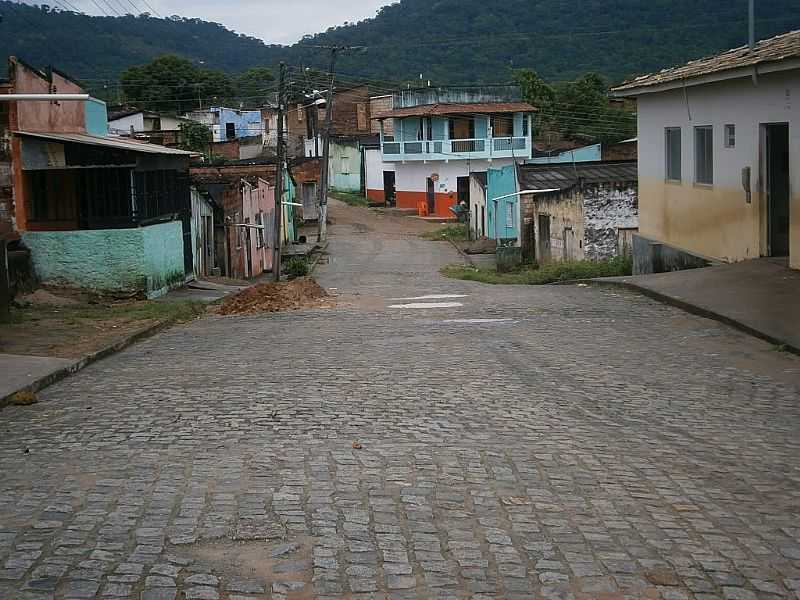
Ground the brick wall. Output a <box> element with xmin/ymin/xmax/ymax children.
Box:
<box><xmin>369</xmin><ymin>96</ymin><xmax>394</xmax><ymax>136</ymax></box>
<box><xmin>291</xmin><ymin>158</ymin><xmax>321</xmax><ymax>185</ymax></box>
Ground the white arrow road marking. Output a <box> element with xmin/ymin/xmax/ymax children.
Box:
<box><xmin>390</xmin><ymin>294</ymin><xmax>469</xmax><ymax>301</ymax></box>
<box><xmin>442</xmin><ymin>319</ymin><xmax>516</xmax><ymax>324</ymax></box>
<box><xmin>388</xmin><ymin>302</ymin><xmax>464</xmax><ymax>309</ymax></box>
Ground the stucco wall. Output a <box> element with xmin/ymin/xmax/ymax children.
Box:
<box><xmin>636</xmin><ymin>71</ymin><xmax>799</xmax><ymax>267</ymax></box>
<box><xmin>12</xmin><ymin>59</ymin><xmax>85</xmax><ymax>133</ymax></box>
<box><xmin>329</xmin><ymin>140</ymin><xmax>362</xmax><ymax>193</ymax></box>
<box><xmin>469</xmin><ymin>175</ymin><xmax>487</xmax><ymax>238</ymax></box>
<box><xmin>108</xmin><ymin>113</ymin><xmax>145</xmax><ymax>135</ymax></box>
<box><xmin>487</xmin><ymin>165</ymin><xmax>519</xmax><ymax>241</ymax></box>
<box><xmin>84</xmin><ymin>99</ymin><xmax>109</xmax><ymax>136</ymax></box>
<box><xmin>22</xmin><ymin>221</ymin><xmax>185</xmax><ymax>297</ymax></box>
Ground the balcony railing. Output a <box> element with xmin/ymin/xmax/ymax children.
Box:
<box><xmin>381</xmin><ymin>137</ymin><xmax>530</xmax><ymax>161</ymax></box>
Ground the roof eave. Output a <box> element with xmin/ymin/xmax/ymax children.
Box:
<box><xmin>612</xmin><ymin>57</ymin><xmax>800</xmax><ymax>97</ymax></box>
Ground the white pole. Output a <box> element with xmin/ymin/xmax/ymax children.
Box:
<box><xmin>0</xmin><ymin>94</ymin><xmax>90</xmax><ymax>101</ymax></box>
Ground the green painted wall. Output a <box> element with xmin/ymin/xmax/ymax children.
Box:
<box><xmin>329</xmin><ymin>140</ymin><xmax>362</xmax><ymax>193</ymax></box>
<box><xmin>23</xmin><ymin>221</ymin><xmax>185</xmax><ymax>298</ymax></box>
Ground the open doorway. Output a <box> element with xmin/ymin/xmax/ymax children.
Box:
<box><xmin>383</xmin><ymin>171</ymin><xmax>396</xmax><ymax>207</ymax></box>
<box><xmin>764</xmin><ymin>123</ymin><xmax>790</xmax><ymax>257</ymax></box>
<box><xmin>426</xmin><ymin>177</ymin><xmax>435</xmax><ymax>215</ymax></box>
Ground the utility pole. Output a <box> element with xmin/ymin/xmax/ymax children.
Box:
<box><xmin>317</xmin><ymin>47</ymin><xmax>339</xmax><ymax>243</ymax></box>
<box><xmin>273</xmin><ymin>62</ymin><xmax>286</xmax><ymax>282</ymax></box>
<box><xmin>749</xmin><ymin>0</ymin><xmax>755</xmax><ymax>50</ymax></box>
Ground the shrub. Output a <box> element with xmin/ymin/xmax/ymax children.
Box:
<box><xmin>284</xmin><ymin>256</ymin><xmax>309</xmax><ymax>278</ymax></box>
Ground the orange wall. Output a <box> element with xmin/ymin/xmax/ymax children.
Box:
<box><xmin>396</xmin><ymin>191</ymin><xmax>457</xmax><ymax>217</ymax></box>
<box><xmin>367</xmin><ymin>189</ymin><xmax>385</xmax><ymax>205</ymax></box>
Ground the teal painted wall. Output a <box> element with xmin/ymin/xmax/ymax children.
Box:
<box><xmin>474</xmin><ymin>116</ymin><xmax>488</xmax><ymax>139</ymax></box>
<box><xmin>431</xmin><ymin>117</ymin><xmax>447</xmax><ymax>140</ymax></box>
<box><xmin>486</xmin><ymin>165</ymin><xmax>519</xmax><ymax>241</ymax></box>
<box><xmin>85</xmin><ymin>98</ymin><xmax>109</xmax><ymax>136</ymax></box>
<box><xmin>329</xmin><ymin>140</ymin><xmax>362</xmax><ymax>193</ymax></box>
<box><xmin>23</xmin><ymin>221</ymin><xmax>185</xmax><ymax>298</ymax></box>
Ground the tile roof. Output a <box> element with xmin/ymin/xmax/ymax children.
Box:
<box><xmin>613</xmin><ymin>30</ymin><xmax>800</xmax><ymax>94</ymax></box>
<box><xmin>518</xmin><ymin>160</ymin><xmax>638</xmax><ymax>192</ymax></box>
<box><xmin>373</xmin><ymin>102</ymin><xmax>536</xmax><ymax>120</ymax></box>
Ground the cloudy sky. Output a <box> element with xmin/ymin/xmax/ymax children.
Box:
<box><xmin>19</xmin><ymin>0</ymin><xmax>393</xmax><ymax>44</ymax></box>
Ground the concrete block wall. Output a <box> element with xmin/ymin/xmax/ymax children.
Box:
<box><xmin>22</xmin><ymin>221</ymin><xmax>185</xmax><ymax>298</ymax></box>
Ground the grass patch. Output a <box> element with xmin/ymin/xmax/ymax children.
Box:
<box><xmin>10</xmin><ymin>299</ymin><xmax>206</xmax><ymax>326</ymax></box>
<box><xmin>442</xmin><ymin>256</ymin><xmax>632</xmax><ymax>285</ymax></box>
<box><xmin>420</xmin><ymin>224</ymin><xmax>469</xmax><ymax>242</ymax></box>
<box><xmin>329</xmin><ymin>190</ymin><xmax>369</xmax><ymax>207</ymax></box>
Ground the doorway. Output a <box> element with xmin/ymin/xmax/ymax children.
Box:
<box><xmin>764</xmin><ymin>123</ymin><xmax>790</xmax><ymax>257</ymax></box>
<box><xmin>538</xmin><ymin>214</ymin><xmax>551</xmax><ymax>263</ymax></box>
<box><xmin>383</xmin><ymin>171</ymin><xmax>396</xmax><ymax>207</ymax></box>
<box><xmin>302</xmin><ymin>182</ymin><xmax>318</xmax><ymax>221</ymax></box>
<box><xmin>457</xmin><ymin>176</ymin><xmax>470</xmax><ymax>207</ymax></box>
<box><xmin>426</xmin><ymin>177</ymin><xmax>435</xmax><ymax>215</ymax></box>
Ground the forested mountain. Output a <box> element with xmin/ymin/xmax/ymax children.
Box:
<box><xmin>0</xmin><ymin>0</ymin><xmax>798</xmax><ymax>85</ymax></box>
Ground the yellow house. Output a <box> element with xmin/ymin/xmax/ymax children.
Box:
<box><xmin>613</xmin><ymin>31</ymin><xmax>799</xmax><ymax>273</ymax></box>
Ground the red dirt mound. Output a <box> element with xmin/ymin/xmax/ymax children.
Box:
<box><xmin>218</xmin><ymin>277</ymin><xmax>329</xmax><ymax>315</ymax></box>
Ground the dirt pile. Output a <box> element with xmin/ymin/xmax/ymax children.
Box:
<box><xmin>218</xmin><ymin>277</ymin><xmax>329</xmax><ymax>316</ymax></box>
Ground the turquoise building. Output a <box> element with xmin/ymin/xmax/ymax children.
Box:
<box><xmin>486</xmin><ymin>165</ymin><xmax>520</xmax><ymax>242</ymax></box>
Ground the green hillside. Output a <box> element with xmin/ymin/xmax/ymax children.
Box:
<box><xmin>0</xmin><ymin>0</ymin><xmax>797</xmax><ymax>86</ymax></box>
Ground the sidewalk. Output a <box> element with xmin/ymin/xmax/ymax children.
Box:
<box><xmin>1</xmin><ymin>277</ymin><xmax>247</xmax><ymax>408</ymax></box>
<box><xmin>598</xmin><ymin>259</ymin><xmax>800</xmax><ymax>352</ymax></box>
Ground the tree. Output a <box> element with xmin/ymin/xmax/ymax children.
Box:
<box><xmin>235</xmin><ymin>66</ymin><xmax>274</xmax><ymax>107</ymax></box>
<box><xmin>517</xmin><ymin>70</ymin><xmax>636</xmax><ymax>146</ymax></box>
<box><xmin>179</xmin><ymin>120</ymin><xmax>211</xmax><ymax>154</ymax></box>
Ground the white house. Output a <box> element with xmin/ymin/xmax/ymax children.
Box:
<box><xmin>613</xmin><ymin>30</ymin><xmax>800</xmax><ymax>273</ymax></box>
<box><xmin>370</xmin><ymin>87</ymin><xmax>536</xmax><ymax>219</ymax></box>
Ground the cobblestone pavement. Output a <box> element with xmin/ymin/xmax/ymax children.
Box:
<box><xmin>2</xmin><ymin>201</ymin><xmax>800</xmax><ymax>600</ymax></box>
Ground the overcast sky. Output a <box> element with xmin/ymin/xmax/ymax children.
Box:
<box><xmin>19</xmin><ymin>0</ymin><xmax>393</xmax><ymax>44</ymax></box>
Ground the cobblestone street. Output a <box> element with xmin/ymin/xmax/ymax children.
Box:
<box><xmin>1</xmin><ymin>200</ymin><xmax>800</xmax><ymax>600</ymax></box>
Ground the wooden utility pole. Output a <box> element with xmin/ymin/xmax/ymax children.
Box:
<box><xmin>273</xmin><ymin>62</ymin><xmax>286</xmax><ymax>282</ymax></box>
<box><xmin>0</xmin><ymin>240</ymin><xmax>10</xmax><ymax>324</ymax></box>
<box><xmin>317</xmin><ymin>47</ymin><xmax>339</xmax><ymax>243</ymax></box>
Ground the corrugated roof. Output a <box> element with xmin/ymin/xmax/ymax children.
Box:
<box><xmin>374</xmin><ymin>102</ymin><xmax>536</xmax><ymax>120</ymax></box>
<box><xmin>613</xmin><ymin>30</ymin><xmax>800</xmax><ymax>94</ymax></box>
<box><xmin>15</xmin><ymin>131</ymin><xmax>196</xmax><ymax>156</ymax></box>
<box><xmin>518</xmin><ymin>160</ymin><xmax>638</xmax><ymax>192</ymax></box>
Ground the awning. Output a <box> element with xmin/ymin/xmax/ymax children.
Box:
<box><xmin>15</xmin><ymin>130</ymin><xmax>197</xmax><ymax>156</ymax></box>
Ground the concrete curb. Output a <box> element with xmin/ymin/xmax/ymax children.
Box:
<box><xmin>309</xmin><ymin>241</ymin><xmax>330</xmax><ymax>274</ymax></box>
<box><xmin>0</xmin><ymin>318</ymin><xmax>178</xmax><ymax>410</ymax></box>
<box><xmin>580</xmin><ymin>278</ymin><xmax>800</xmax><ymax>356</ymax></box>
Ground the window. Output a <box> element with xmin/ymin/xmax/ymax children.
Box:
<box><xmin>724</xmin><ymin>124</ymin><xmax>735</xmax><ymax>148</ymax></box>
<box><xmin>665</xmin><ymin>127</ymin><xmax>682</xmax><ymax>181</ymax></box>
<box><xmin>225</xmin><ymin>122</ymin><xmax>236</xmax><ymax>140</ymax></box>
<box><xmin>505</xmin><ymin>202</ymin><xmax>514</xmax><ymax>228</ymax></box>
<box><xmin>255</xmin><ymin>212</ymin><xmax>264</xmax><ymax>248</ymax></box>
<box><xmin>694</xmin><ymin>126</ymin><xmax>714</xmax><ymax>185</ymax></box>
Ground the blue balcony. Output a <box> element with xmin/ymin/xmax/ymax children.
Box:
<box><xmin>381</xmin><ymin>136</ymin><xmax>531</xmax><ymax>162</ymax></box>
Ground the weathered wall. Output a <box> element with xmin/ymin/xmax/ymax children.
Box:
<box><xmin>11</xmin><ymin>59</ymin><xmax>85</xmax><ymax>133</ymax></box>
<box><xmin>22</xmin><ymin>221</ymin><xmax>184</xmax><ymax>297</ymax></box>
<box><xmin>636</xmin><ymin>71</ymin><xmax>799</xmax><ymax>268</ymax></box>
<box><xmin>583</xmin><ymin>183</ymin><xmax>639</xmax><ymax>260</ymax></box>
<box><xmin>0</xmin><ymin>87</ymin><xmax>13</xmax><ymax>237</ymax></box>
<box><xmin>329</xmin><ymin>139</ymin><xmax>362</xmax><ymax>193</ymax></box>
<box><xmin>530</xmin><ymin>191</ymin><xmax>585</xmax><ymax>262</ymax></box>
<box><xmin>469</xmin><ymin>174</ymin><xmax>487</xmax><ymax>238</ymax></box>
<box><xmin>370</xmin><ymin>95</ymin><xmax>393</xmax><ymax>135</ymax></box>
<box><xmin>141</xmin><ymin>221</ymin><xmax>186</xmax><ymax>296</ymax></box>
